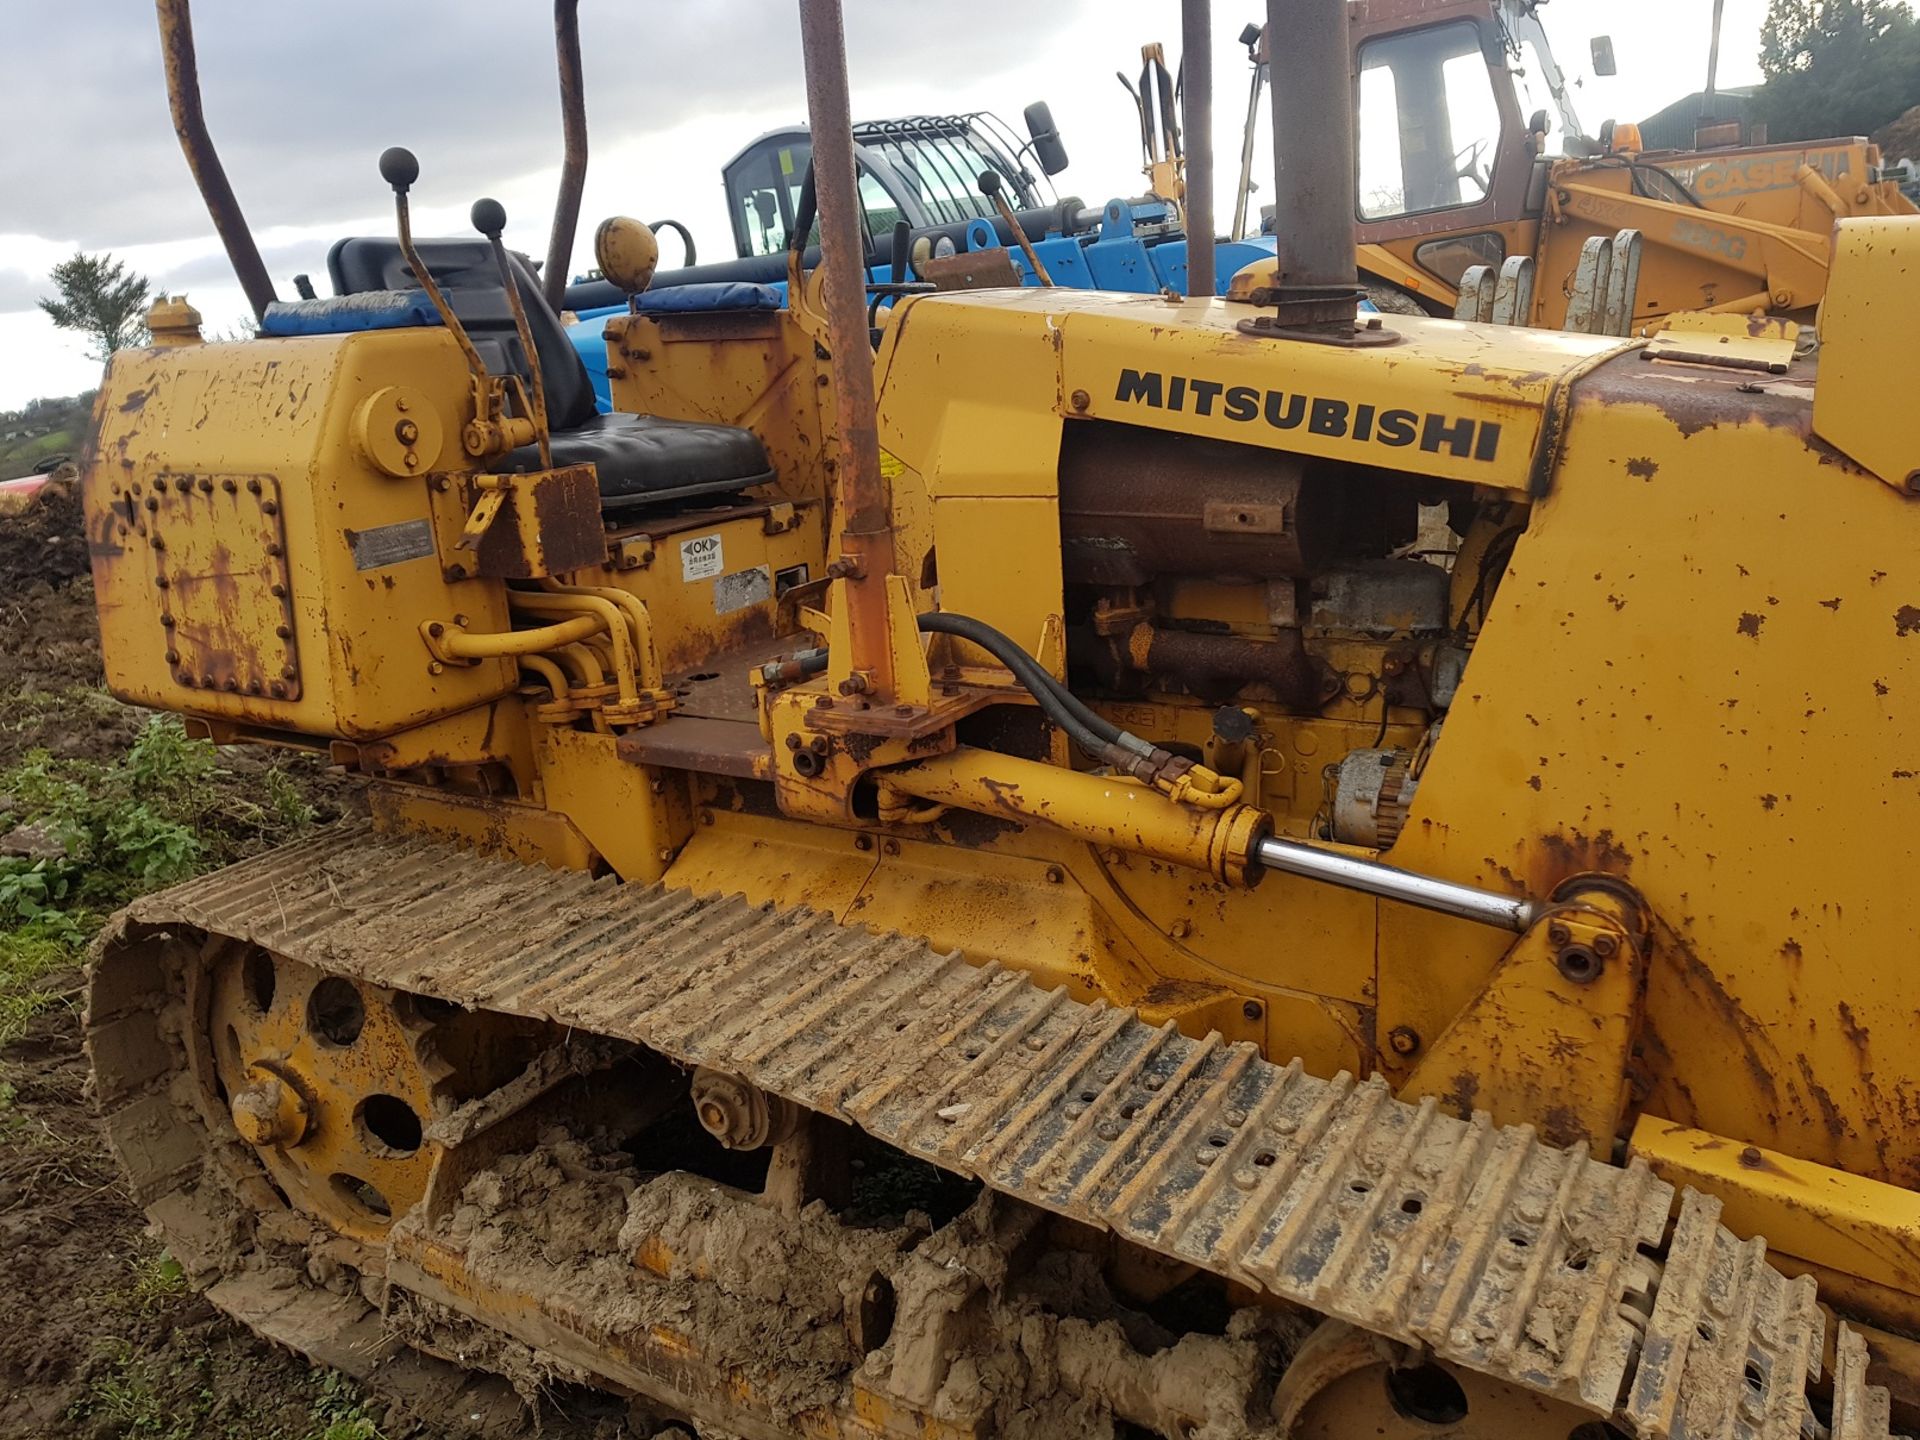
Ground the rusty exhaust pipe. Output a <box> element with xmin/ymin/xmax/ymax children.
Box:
<box><xmin>1260</xmin><ymin>0</ymin><xmax>1360</xmax><ymax>331</ymax></box>
<box><xmin>797</xmin><ymin>0</ymin><xmax>898</xmax><ymax>701</ymax></box>
<box><xmin>1181</xmin><ymin>0</ymin><xmax>1216</xmax><ymax>298</ymax></box>
<box><xmin>154</xmin><ymin>0</ymin><xmax>278</xmax><ymax>322</ymax></box>
<box><xmin>543</xmin><ymin>0</ymin><xmax>587</xmax><ymax>313</ymax></box>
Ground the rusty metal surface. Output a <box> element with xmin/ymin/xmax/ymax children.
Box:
<box><xmin>154</xmin><ymin>0</ymin><xmax>278</xmax><ymax>320</ymax></box>
<box><xmin>95</xmin><ymin>821</ymin><xmax>1895</xmax><ymax>1440</ymax></box>
<box><xmin>542</xmin><ymin>0</ymin><xmax>587</xmax><ymax>314</ymax></box>
<box><xmin>134</xmin><ymin>471</ymin><xmax>301</xmax><ymax>701</ymax></box>
<box><xmin>916</xmin><ymin>249</ymin><xmax>1022</xmax><ymax>290</ymax></box>
<box><xmin>615</xmin><ymin>715</ymin><xmax>771</xmax><ymax>779</ymax></box>
<box><xmin>1058</xmin><ymin>421</ymin><xmax>1318</xmax><ymax>585</ymax></box>
<box><xmin>797</xmin><ymin>0</ymin><xmax>897</xmax><ymax>698</ymax></box>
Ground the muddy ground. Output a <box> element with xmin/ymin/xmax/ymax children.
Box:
<box><xmin>0</xmin><ymin>489</ymin><xmax>624</xmax><ymax>1439</ymax></box>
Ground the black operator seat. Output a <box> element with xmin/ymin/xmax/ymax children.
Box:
<box><xmin>325</xmin><ymin>237</ymin><xmax>774</xmax><ymax>510</ymax></box>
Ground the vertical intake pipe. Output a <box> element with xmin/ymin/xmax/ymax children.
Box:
<box><xmin>1263</xmin><ymin>0</ymin><xmax>1359</xmax><ymax>327</ymax></box>
<box><xmin>797</xmin><ymin>0</ymin><xmax>898</xmax><ymax>700</ymax></box>
<box><xmin>544</xmin><ymin>0</ymin><xmax>588</xmax><ymax>313</ymax></box>
<box><xmin>154</xmin><ymin>0</ymin><xmax>278</xmax><ymax>322</ymax></box>
<box><xmin>1181</xmin><ymin>0</ymin><xmax>1216</xmax><ymax>298</ymax></box>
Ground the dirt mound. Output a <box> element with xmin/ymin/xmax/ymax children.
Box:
<box><xmin>0</xmin><ymin>476</ymin><xmax>89</xmax><ymax>601</ymax></box>
<box><xmin>1877</xmin><ymin>104</ymin><xmax>1920</xmax><ymax>161</ymax></box>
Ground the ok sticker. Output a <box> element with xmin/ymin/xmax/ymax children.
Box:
<box><xmin>680</xmin><ymin>533</ymin><xmax>724</xmax><ymax>581</ymax></box>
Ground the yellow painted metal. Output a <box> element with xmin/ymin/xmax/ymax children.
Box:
<box><xmin>209</xmin><ymin>947</ymin><xmax>444</xmax><ymax>1243</ymax></box>
<box><xmin>1630</xmin><ymin>1117</ymin><xmax>1920</xmax><ymax>1302</ymax></box>
<box><xmin>1374</xmin><ymin>347</ymin><xmax>1920</xmax><ymax>1188</ymax></box>
<box><xmin>1641</xmin><ymin>312</ymin><xmax>1800</xmax><ymax>373</ymax></box>
<box><xmin>83</xmin><ymin>329</ymin><xmax>515</xmax><ymax>739</ymax></box>
<box><xmin>1353</xmin><ymin>241</ymin><xmax>1457</xmax><ymax>308</ymax></box>
<box><xmin>582</xmin><ymin>504</ymin><xmax>822</xmax><ymax>677</ymax></box>
<box><xmin>1401</xmin><ymin>898</ymin><xmax>1643</xmax><ymax>1156</ymax></box>
<box><xmin>1050</xmin><ymin>294</ymin><xmax>1622</xmax><ymax>493</ymax></box>
<box><xmin>1552</xmin><ymin>181</ymin><xmax>1832</xmax><ymax>314</ymax></box>
<box><xmin>877</xmin><ymin>746</ymin><xmax>1269</xmax><ymax>887</ymax></box>
<box><xmin>602</xmin><ymin>304</ymin><xmax>830</xmax><ymax>509</ymax></box>
<box><xmin>367</xmin><ymin>780</ymin><xmax>596</xmax><ymax>873</ymax></box>
<box><xmin>1350</xmin><ymin>138</ymin><xmax>1915</xmax><ymax>330</ymax></box>
<box><xmin>529</xmin><ymin>723</ymin><xmax>692</xmax><ymax>884</ymax></box>
<box><xmin>1815</xmin><ymin>218</ymin><xmax>1920</xmax><ymax>494</ymax></box>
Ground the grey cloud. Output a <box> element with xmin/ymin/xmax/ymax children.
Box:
<box><xmin>0</xmin><ymin>271</ymin><xmax>49</xmax><ymax>314</ymax></box>
<box><xmin>2</xmin><ymin>1</ymin><xmax>1089</xmax><ymax>254</ymax></box>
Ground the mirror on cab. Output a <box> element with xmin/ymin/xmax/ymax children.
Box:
<box><xmin>1590</xmin><ymin>35</ymin><xmax>1618</xmax><ymax>77</ymax></box>
<box><xmin>1024</xmin><ymin>101</ymin><xmax>1070</xmax><ymax>176</ymax></box>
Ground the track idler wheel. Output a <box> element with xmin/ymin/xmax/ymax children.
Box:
<box><xmin>1274</xmin><ymin>1320</ymin><xmax>1619</xmax><ymax>1439</ymax></box>
<box><xmin>209</xmin><ymin>944</ymin><xmax>451</xmax><ymax>1242</ymax></box>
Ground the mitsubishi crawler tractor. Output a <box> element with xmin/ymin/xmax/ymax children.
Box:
<box><xmin>79</xmin><ymin>2</ymin><xmax>1920</xmax><ymax>1437</ymax></box>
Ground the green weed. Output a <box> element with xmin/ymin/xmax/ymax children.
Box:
<box><xmin>121</xmin><ymin>1249</ymin><xmax>189</xmax><ymax>1314</ymax></box>
<box><xmin>0</xmin><ymin>920</ymin><xmax>84</xmax><ymax>1045</ymax></box>
<box><xmin>306</xmin><ymin>1370</ymin><xmax>385</xmax><ymax>1440</ymax></box>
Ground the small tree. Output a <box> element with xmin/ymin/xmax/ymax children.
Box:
<box><xmin>1754</xmin><ymin>0</ymin><xmax>1920</xmax><ymax>144</ymax></box>
<box><xmin>38</xmin><ymin>252</ymin><xmax>153</xmax><ymax>362</ymax></box>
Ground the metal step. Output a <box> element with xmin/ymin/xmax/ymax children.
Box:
<box><xmin>107</xmin><ymin>822</ymin><xmax>1903</xmax><ymax>1440</ymax></box>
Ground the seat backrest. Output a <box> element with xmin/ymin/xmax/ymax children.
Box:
<box><xmin>327</xmin><ymin>237</ymin><xmax>598</xmax><ymax>431</ymax></box>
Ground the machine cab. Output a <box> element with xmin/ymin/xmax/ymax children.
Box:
<box><xmin>1348</xmin><ymin>0</ymin><xmax>1586</xmax><ymax>288</ymax></box>
<box><xmin>720</xmin><ymin>113</ymin><xmax>1059</xmax><ymax>261</ymax></box>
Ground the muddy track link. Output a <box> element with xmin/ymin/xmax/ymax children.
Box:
<box><xmin>90</xmin><ymin>822</ymin><xmax>1900</xmax><ymax>1439</ymax></box>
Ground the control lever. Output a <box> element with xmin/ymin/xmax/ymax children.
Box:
<box><xmin>471</xmin><ymin>198</ymin><xmax>552</xmax><ymax>471</ymax></box>
<box><xmin>978</xmin><ymin>171</ymin><xmax>1053</xmax><ymax>286</ymax></box>
<box><xmin>379</xmin><ymin>148</ymin><xmax>492</xmax><ymax>402</ymax></box>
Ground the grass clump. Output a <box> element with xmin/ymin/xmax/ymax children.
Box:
<box><xmin>0</xmin><ymin>715</ymin><xmax>322</xmax><ymax>1045</ymax></box>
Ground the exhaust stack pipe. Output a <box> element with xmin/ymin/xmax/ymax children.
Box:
<box><xmin>1261</xmin><ymin>0</ymin><xmax>1360</xmax><ymax>331</ymax></box>
<box><xmin>154</xmin><ymin>0</ymin><xmax>278</xmax><ymax>322</ymax></box>
<box><xmin>797</xmin><ymin>0</ymin><xmax>899</xmax><ymax>702</ymax></box>
<box><xmin>1181</xmin><ymin>0</ymin><xmax>1216</xmax><ymax>298</ymax></box>
<box><xmin>543</xmin><ymin>0</ymin><xmax>588</xmax><ymax>313</ymax></box>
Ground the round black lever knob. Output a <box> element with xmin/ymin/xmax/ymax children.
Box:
<box><xmin>978</xmin><ymin>169</ymin><xmax>1003</xmax><ymax>198</ymax></box>
<box><xmin>379</xmin><ymin>147</ymin><xmax>420</xmax><ymax>192</ymax></box>
<box><xmin>471</xmin><ymin>198</ymin><xmax>507</xmax><ymax>239</ymax></box>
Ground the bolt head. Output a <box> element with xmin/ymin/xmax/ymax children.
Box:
<box><xmin>1070</xmin><ymin>388</ymin><xmax>1091</xmax><ymax>412</ymax></box>
<box><xmin>231</xmin><ymin>1075</ymin><xmax>308</xmax><ymax>1147</ymax></box>
<box><xmin>1547</xmin><ymin>921</ymin><xmax>1571</xmax><ymax>947</ymax></box>
<box><xmin>1388</xmin><ymin>1025</ymin><xmax>1421</xmax><ymax>1056</ymax></box>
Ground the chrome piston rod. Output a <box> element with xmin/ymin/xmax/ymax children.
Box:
<box><xmin>1254</xmin><ymin>834</ymin><xmax>1536</xmax><ymax>932</ymax></box>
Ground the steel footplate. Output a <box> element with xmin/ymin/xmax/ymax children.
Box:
<box><xmin>114</xmin><ymin>823</ymin><xmax>1902</xmax><ymax>1440</ymax></box>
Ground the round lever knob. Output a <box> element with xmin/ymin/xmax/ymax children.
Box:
<box><xmin>471</xmin><ymin>198</ymin><xmax>507</xmax><ymax>239</ymax></box>
<box><xmin>978</xmin><ymin>169</ymin><xmax>1003</xmax><ymax>198</ymax></box>
<box><xmin>379</xmin><ymin>146</ymin><xmax>420</xmax><ymax>193</ymax></box>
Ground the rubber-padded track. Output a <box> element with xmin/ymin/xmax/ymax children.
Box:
<box><xmin>100</xmin><ymin>823</ymin><xmax>1902</xmax><ymax>1440</ymax></box>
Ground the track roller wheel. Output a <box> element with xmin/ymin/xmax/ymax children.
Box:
<box><xmin>1274</xmin><ymin>1320</ymin><xmax>1622</xmax><ymax>1439</ymax></box>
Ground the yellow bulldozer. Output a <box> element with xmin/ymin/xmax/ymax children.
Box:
<box><xmin>79</xmin><ymin>1</ymin><xmax>1920</xmax><ymax>1437</ymax></box>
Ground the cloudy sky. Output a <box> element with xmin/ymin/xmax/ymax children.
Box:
<box><xmin>0</xmin><ymin>0</ymin><xmax>1771</xmax><ymax>411</ymax></box>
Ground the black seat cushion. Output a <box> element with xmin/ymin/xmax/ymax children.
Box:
<box><xmin>501</xmin><ymin>412</ymin><xmax>774</xmax><ymax>511</ymax></box>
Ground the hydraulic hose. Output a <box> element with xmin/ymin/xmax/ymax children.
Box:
<box><xmin>916</xmin><ymin>611</ymin><xmax>1121</xmax><ymax>756</ymax></box>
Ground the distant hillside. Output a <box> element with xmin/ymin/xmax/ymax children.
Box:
<box><xmin>0</xmin><ymin>393</ymin><xmax>93</xmax><ymax>479</ymax></box>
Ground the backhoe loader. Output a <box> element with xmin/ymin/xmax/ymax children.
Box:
<box><xmin>79</xmin><ymin>1</ymin><xmax>1920</xmax><ymax>1436</ymax></box>
<box><xmin>1230</xmin><ymin>0</ymin><xmax>1917</xmax><ymax>328</ymax></box>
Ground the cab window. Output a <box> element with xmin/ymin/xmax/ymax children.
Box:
<box><xmin>1357</xmin><ymin>22</ymin><xmax>1501</xmax><ymax>219</ymax></box>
